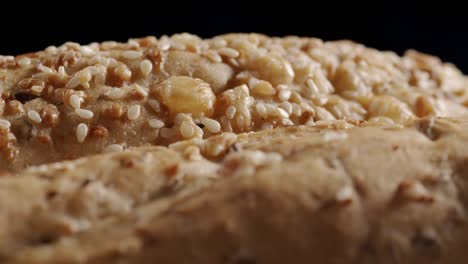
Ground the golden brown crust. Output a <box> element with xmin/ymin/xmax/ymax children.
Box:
<box><xmin>0</xmin><ymin>117</ymin><xmax>467</xmax><ymax>263</ymax></box>
<box><xmin>2</xmin><ymin>34</ymin><xmax>468</xmax><ymax>170</ymax></box>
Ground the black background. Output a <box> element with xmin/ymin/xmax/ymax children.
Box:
<box><xmin>2</xmin><ymin>3</ymin><xmax>467</xmax><ymax>73</ymax></box>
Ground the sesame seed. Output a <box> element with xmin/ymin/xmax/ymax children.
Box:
<box><xmin>103</xmin><ymin>144</ymin><xmax>123</xmax><ymax>153</ymax></box>
<box><xmin>291</xmin><ymin>103</ymin><xmax>302</xmax><ymax>116</ymax></box>
<box><xmin>76</xmin><ymin>123</ymin><xmax>89</xmax><ymax>143</ymax></box>
<box><xmin>17</xmin><ymin>57</ymin><xmax>31</xmax><ymax>67</ymax></box>
<box><xmin>159</xmin><ymin>37</ymin><xmax>171</xmax><ymax>51</ymax></box>
<box><xmin>66</xmin><ymin>75</ymin><xmax>81</xmax><ymax>89</ymax></box>
<box><xmin>139</xmin><ymin>60</ymin><xmax>153</xmax><ymax>76</ymax></box>
<box><xmin>218</xmin><ymin>47</ymin><xmax>240</xmax><ymax>58</ymax></box>
<box><xmin>180</xmin><ymin>121</ymin><xmax>194</xmax><ymax>138</ymax></box>
<box><xmin>201</xmin><ymin>118</ymin><xmax>221</xmax><ymax>133</ymax></box>
<box><xmin>0</xmin><ymin>119</ymin><xmax>11</xmax><ymax>129</ymax></box>
<box><xmin>278</xmin><ymin>90</ymin><xmax>292</xmax><ymax>101</ymax></box>
<box><xmin>27</xmin><ymin>110</ymin><xmax>42</xmax><ymax>123</ymax></box>
<box><xmin>255</xmin><ymin>102</ymin><xmax>267</xmax><ymax>118</ymax></box>
<box><xmin>336</xmin><ymin>186</ymin><xmax>353</xmax><ymax>204</ymax></box>
<box><xmin>127</xmin><ymin>105</ymin><xmax>141</xmax><ymax>120</ymax></box>
<box><xmin>306</xmin><ymin>78</ymin><xmax>320</xmax><ymax>95</ymax></box>
<box><xmin>75</xmin><ymin>109</ymin><xmax>94</xmax><ymax>120</ymax></box>
<box><xmin>194</xmin><ymin>124</ymin><xmax>204</xmax><ymax>138</ymax></box>
<box><xmin>134</xmin><ymin>84</ymin><xmax>148</xmax><ymax>98</ymax></box>
<box><xmin>225</xmin><ymin>106</ymin><xmax>237</xmax><ymax>119</ymax></box>
<box><xmin>148</xmin><ymin>118</ymin><xmax>165</xmax><ymax>129</ymax></box>
<box><xmin>211</xmin><ymin>39</ymin><xmax>226</xmax><ymax>48</ymax></box>
<box><xmin>106</xmin><ymin>88</ymin><xmax>126</xmax><ymax>100</ymax></box>
<box><xmin>31</xmin><ymin>85</ymin><xmax>43</xmax><ymax>94</ymax></box>
<box><xmin>277</xmin><ymin>107</ymin><xmax>290</xmax><ymax>119</ymax></box>
<box><xmin>37</xmin><ymin>64</ymin><xmax>54</xmax><ymax>73</ymax></box>
<box><xmin>69</xmin><ymin>94</ymin><xmax>81</xmax><ymax>109</ymax></box>
<box><xmin>148</xmin><ymin>99</ymin><xmax>161</xmax><ymax>113</ymax></box>
<box><xmin>57</xmin><ymin>66</ymin><xmax>67</xmax><ymax>79</ymax></box>
<box><xmin>122</xmin><ymin>50</ymin><xmax>143</xmax><ymax>60</ymax></box>
<box><xmin>280</xmin><ymin>101</ymin><xmax>293</xmax><ymax>114</ymax></box>
<box><xmin>205</xmin><ymin>50</ymin><xmax>222</xmax><ymax>63</ymax></box>
<box><xmin>80</xmin><ymin>46</ymin><xmax>95</xmax><ymax>56</ymax></box>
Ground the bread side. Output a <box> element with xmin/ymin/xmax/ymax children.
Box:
<box><xmin>1</xmin><ymin>34</ymin><xmax>468</xmax><ymax>169</ymax></box>
<box><xmin>1</xmin><ymin>117</ymin><xmax>468</xmax><ymax>263</ymax></box>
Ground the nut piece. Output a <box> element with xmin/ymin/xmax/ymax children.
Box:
<box><xmin>251</xmin><ymin>54</ymin><xmax>294</xmax><ymax>85</ymax></box>
<box><xmin>155</xmin><ymin>76</ymin><xmax>215</xmax><ymax>116</ymax></box>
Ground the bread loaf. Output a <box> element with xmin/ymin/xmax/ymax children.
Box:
<box><xmin>1</xmin><ymin>117</ymin><xmax>467</xmax><ymax>263</ymax></box>
<box><xmin>2</xmin><ymin>34</ymin><xmax>468</xmax><ymax>263</ymax></box>
<box><xmin>1</xmin><ymin>34</ymin><xmax>468</xmax><ymax>170</ymax></box>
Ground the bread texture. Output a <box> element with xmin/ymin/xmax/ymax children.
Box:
<box><xmin>2</xmin><ymin>34</ymin><xmax>468</xmax><ymax>263</ymax></box>
<box><xmin>0</xmin><ymin>117</ymin><xmax>467</xmax><ymax>263</ymax></box>
<box><xmin>1</xmin><ymin>34</ymin><xmax>468</xmax><ymax>170</ymax></box>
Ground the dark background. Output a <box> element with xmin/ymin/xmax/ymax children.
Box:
<box><xmin>2</xmin><ymin>3</ymin><xmax>467</xmax><ymax>73</ymax></box>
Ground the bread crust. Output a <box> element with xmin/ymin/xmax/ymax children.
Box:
<box><xmin>2</xmin><ymin>34</ymin><xmax>468</xmax><ymax>170</ymax></box>
<box><xmin>0</xmin><ymin>117</ymin><xmax>467</xmax><ymax>263</ymax></box>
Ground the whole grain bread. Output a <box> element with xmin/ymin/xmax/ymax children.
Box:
<box><xmin>0</xmin><ymin>117</ymin><xmax>467</xmax><ymax>263</ymax></box>
<box><xmin>1</xmin><ymin>34</ymin><xmax>468</xmax><ymax>170</ymax></box>
<box><xmin>2</xmin><ymin>34</ymin><xmax>468</xmax><ymax>263</ymax></box>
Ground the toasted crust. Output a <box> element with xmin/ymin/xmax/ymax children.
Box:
<box><xmin>0</xmin><ymin>117</ymin><xmax>466</xmax><ymax>263</ymax></box>
<box><xmin>2</xmin><ymin>34</ymin><xmax>468</xmax><ymax>170</ymax></box>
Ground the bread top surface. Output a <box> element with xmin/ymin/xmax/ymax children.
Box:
<box><xmin>1</xmin><ymin>33</ymin><xmax>468</xmax><ymax>170</ymax></box>
<box><xmin>0</xmin><ymin>117</ymin><xmax>467</xmax><ymax>263</ymax></box>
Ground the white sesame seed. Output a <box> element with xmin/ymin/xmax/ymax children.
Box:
<box><xmin>180</xmin><ymin>121</ymin><xmax>194</xmax><ymax>138</ymax></box>
<box><xmin>106</xmin><ymin>88</ymin><xmax>126</xmax><ymax>100</ymax></box>
<box><xmin>69</xmin><ymin>94</ymin><xmax>81</xmax><ymax>109</ymax></box>
<box><xmin>80</xmin><ymin>46</ymin><xmax>95</xmax><ymax>56</ymax></box>
<box><xmin>204</xmin><ymin>50</ymin><xmax>222</xmax><ymax>63</ymax></box>
<box><xmin>278</xmin><ymin>90</ymin><xmax>292</xmax><ymax>101</ymax></box>
<box><xmin>134</xmin><ymin>84</ymin><xmax>148</xmax><ymax>98</ymax></box>
<box><xmin>277</xmin><ymin>107</ymin><xmax>290</xmax><ymax>119</ymax></box>
<box><xmin>228</xmin><ymin>58</ymin><xmax>240</xmax><ymax>67</ymax></box>
<box><xmin>103</xmin><ymin>144</ymin><xmax>123</xmax><ymax>153</ymax></box>
<box><xmin>336</xmin><ymin>186</ymin><xmax>353</xmax><ymax>203</ymax></box>
<box><xmin>139</xmin><ymin>60</ymin><xmax>153</xmax><ymax>76</ymax></box>
<box><xmin>76</xmin><ymin>123</ymin><xmax>88</xmax><ymax>143</ymax></box>
<box><xmin>57</xmin><ymin>66</ymin><xmax>67</xmax><ymax>79</ymax></box>
<box><xmin>0</xmin><ymin>119</ymin><xmax>11</xmax><ymax>129</ymax></box>
<box><xmin>291</xmin><ymin>103</ymin><xmax>303</xmax><ymax>116</ymax></box>
<box><xmin>66</xmin><ymin>75</ymin><xmax>81</xmax><ymax>89</ymax></box>
<box><xmin>75</xmin><ymin>109</ymin><xmax>94</xmax><ymax>120</ymax></box>
<box><xmin>159</xmin><ymin>37</ymin><xmax>171</xmax><ymax>51</ymax></box>
<box><xmin>148</xmin><ymin>118</ymin><xmax>165</xmax><ymax>129</ymax></box>
<box><xmin>212</xmin><ymin>39</ymin><xmax>227</xmax><ymax>48</ymax></box>
<box><xmin>225</xmin><ymin>106</ymin><xmax>237</xmax><ymax>119</ymax></box>
<box><xmin>127</xmin><ymin>105</ymin><xmax>141</xmax><ymax>120</ymax></box>
<box><xmin>31</xmin><ymin>85</ymin><xmax>43</xmax><ymax>94</ymax></box>
<box><xmin>265</xmin><ymin>104</ymin><xmax>277</xmax><ymax>116</ymax></box>
<box><xmin>122</xmin><ymin>50</ymin><xmax>143</xmax><ymax>60</ymax></box>
<box><xmin>17</xmin><ymin>57</ymin><xmax>31</xmax><ymax>67</ymax></box>
<box><xmin>37</xmin><ymin>64</ymin><xmax>54</xmax><ymax>73</ymax></box>
<box><xmin>79</xmin><ymin>70</ymin><xmax>92</xmax><ymax>89</ymax></box>
<box><xmin>148</xmin><ymin>99</ymin><xmax>161</xmax><ymax>113</ymax></box>
<box><xmin>218</xmin><ymin>47</ymin><xmax>240</xmax><ymax>58</ymax></box>
<box><xmin>255</xmin><ymin>102</ymin><xmax>267</xmax><ymax>118</ymax></box>
<box><xmin>194</xmin><ymin>124</ymin><xmax>204</xmax><ymax>138</ymax></box>
<box><xmin>201</xmin><ymin>118</ymin><xmax>221</xmax><ymax>133</ymax></box>
<box><xmin>280</xmin><ymin>101</ymin><xmax>293</xmax><ymax>114</ymax></box>
<box><xmin>27</xmin><ymin>110</ymin><xmax>42</xmax><ymax>124</ymax></box>
<box><xmin>306</xmin><ymin>78</ymin><xmax>320</xmax><ymax>95</ymax></box>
